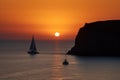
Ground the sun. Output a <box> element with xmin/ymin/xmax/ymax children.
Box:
<box><xmin>55</xmin><ymin>32</ymin><xmax>60</xmax><ymax>37</ymax></box>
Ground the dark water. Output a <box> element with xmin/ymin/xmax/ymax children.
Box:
<box><xmin>0</xmin><ymin>40</ymin><xmax>74</xmax><ymax>54</ymax></box>
<box><xmin>0</xmin><ymin>40</ymin><xmax>120</xmax><ymax>80</ymax></box>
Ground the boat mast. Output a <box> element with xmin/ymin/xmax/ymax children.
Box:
<box><xmin>29</xmin><ymin>36</ymin><xmax>37</xmax><ymax>51</ymax></box>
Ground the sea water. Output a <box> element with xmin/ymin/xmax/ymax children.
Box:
<box><xmin>0</xmin><ymin>40</ymin><xmax>120</xmax><ymax>80</ymax></box>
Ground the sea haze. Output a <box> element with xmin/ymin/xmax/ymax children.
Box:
<box><xmin>0</xmin><ymin>40</ymin><xmax>74</xmax><ymax>54</ymax></box>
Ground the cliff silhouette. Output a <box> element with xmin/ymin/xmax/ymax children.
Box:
<box><xmin>67</xmin><ymin>20</ymin><xmax>120</xmax><ymax>56</ymax></box>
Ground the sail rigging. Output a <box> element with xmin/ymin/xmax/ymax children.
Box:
<box><xmin>28</xmin><ymin>36</ymin><xmax>39</xmax><ymax>55</ymax></box>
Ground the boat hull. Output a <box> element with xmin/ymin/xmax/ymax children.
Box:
<box><xmin>28</xmin><ymin>51</ymin><xmax>39</xmax><ymax>55</ymax></box>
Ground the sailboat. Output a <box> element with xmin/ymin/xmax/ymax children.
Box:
<box><xmin>28</xmin><ymin>36</ymin><xmax>39</xmax><ymax>55</ymax></box>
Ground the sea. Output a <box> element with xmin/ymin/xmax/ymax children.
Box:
<box><xmin>0</xmin><ymin>40</ymin><xmax>120</xmax><ymax>80</ymax></box>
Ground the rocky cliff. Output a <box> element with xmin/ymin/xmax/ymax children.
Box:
<box><xmin>67</xmin><ymin>20</ymin><xmax>120</xmax><ymax>56</ymax></box>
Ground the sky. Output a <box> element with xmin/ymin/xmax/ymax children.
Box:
<box><xmin>0</xmin><ymin>0</ymin><xmax>120</xmax><ymax>40</ymax></box>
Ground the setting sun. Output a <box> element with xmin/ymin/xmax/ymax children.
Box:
<box><xmin>0</xmin><ymin>0</ymin><xmax>120</xmax><ymax>40</ymax></box>
<box><xmin>55</xmin><ymin>32</ymin><xmax>60</xmax><ymax>37</ymax></box>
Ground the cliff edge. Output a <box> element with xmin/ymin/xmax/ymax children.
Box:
<box><xmin>67</xmin><ymin>20</ymin><xmax>120</xmax><ymax>56</ymax></box>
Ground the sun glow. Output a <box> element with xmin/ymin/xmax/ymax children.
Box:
<box><xmin>55</xmin><ymin>32</ymin><xmax>60</xmax><ymax>37</ymax></box>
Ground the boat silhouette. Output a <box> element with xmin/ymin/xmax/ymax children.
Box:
<box><xmin>63</xmin><ymin>54</ymin><xmax>69</xmax><ymax>65</ymax></box>
<box><xmin>28</xmin><ymin>36</ymin><xmax>39</xmax><ymax>55</ymax></box>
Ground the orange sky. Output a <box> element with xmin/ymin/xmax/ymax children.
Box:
<box><xmin>0</xmin><ymin>0</ymin><xmax>120</xmax><ymax>40</ymax></box>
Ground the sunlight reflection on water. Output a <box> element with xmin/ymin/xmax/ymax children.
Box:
<box><xmin>0</xmin><ymin>53</ymin><xmax>120</xmax><ymax>80</ymax></box>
